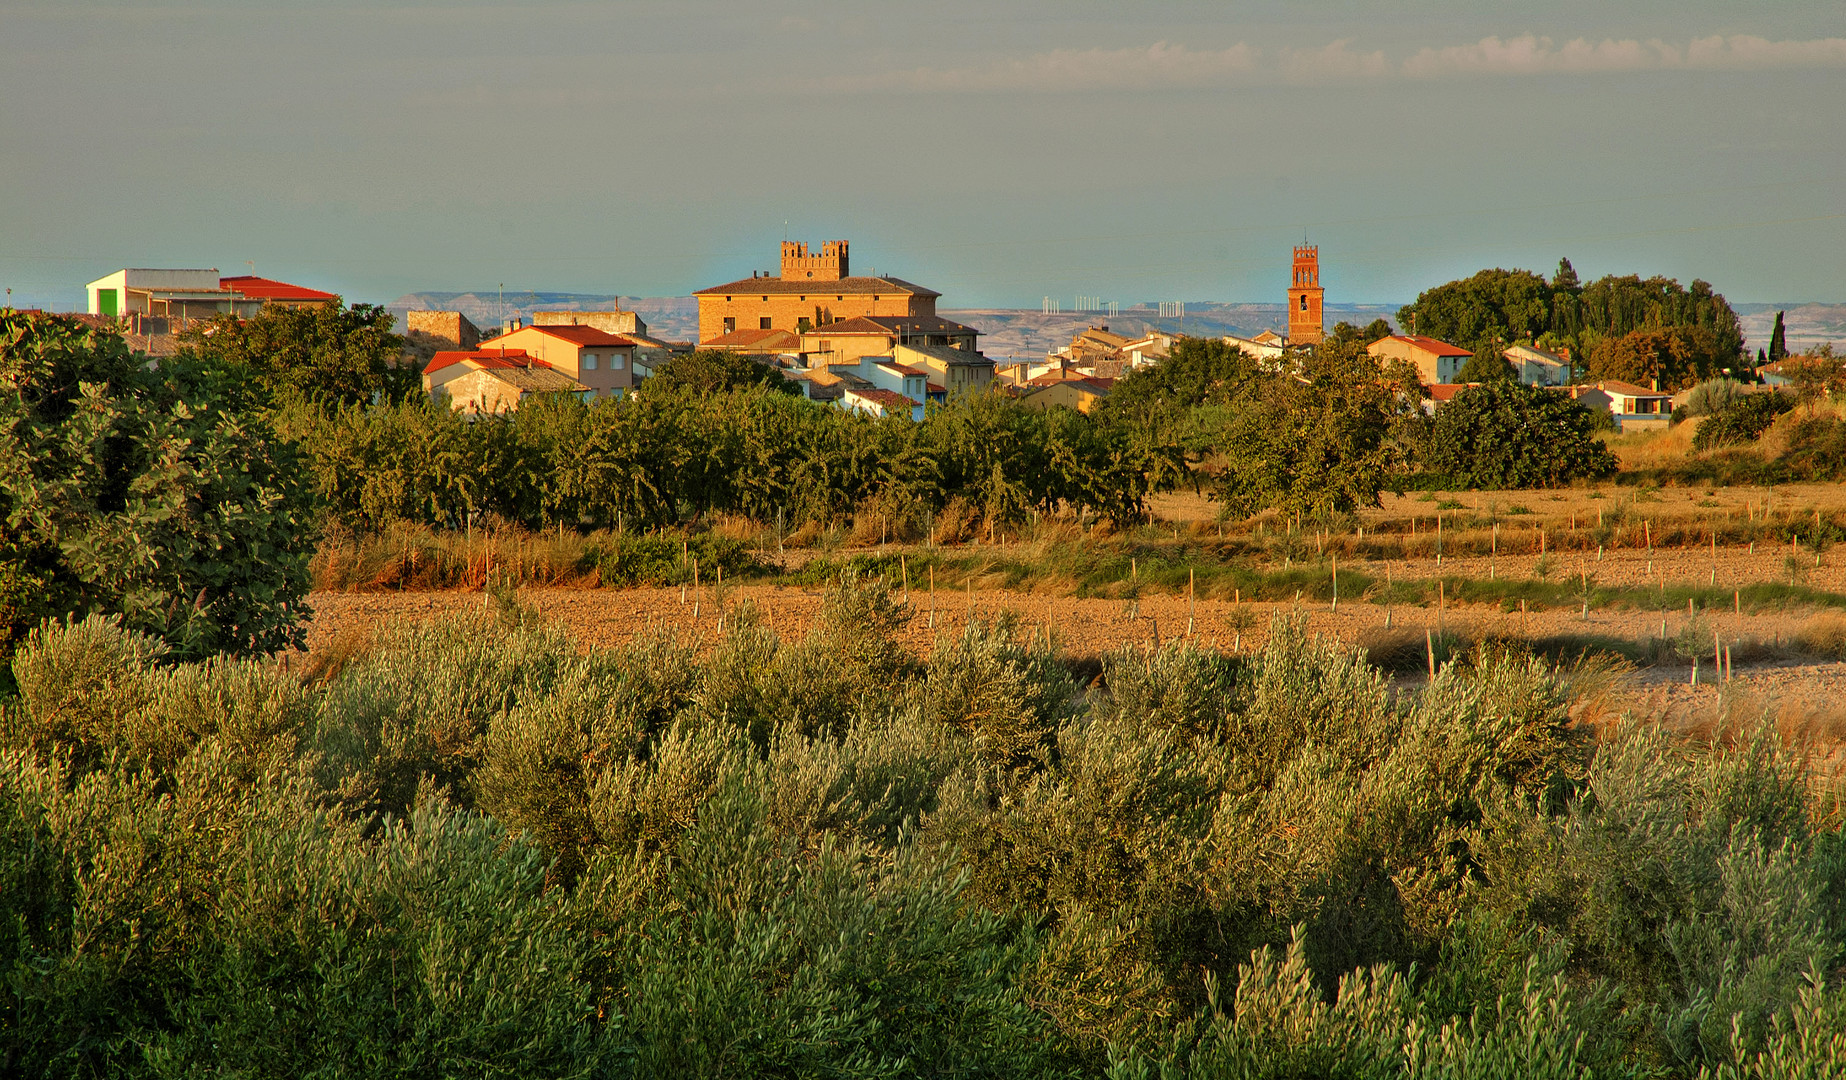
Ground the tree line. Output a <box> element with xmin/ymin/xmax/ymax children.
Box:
<box><xmin>2</xmin><ymin>306</ymin><xmax>1624</xmax><ymax>657</ymax></box>
<box><xmin>1400</xmin><ymin>259</ymin><xmax>1748</xmax><ymax>390</ymax></box>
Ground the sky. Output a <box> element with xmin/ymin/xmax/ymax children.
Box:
<box><xmin>2</xmin><ymin>1</ymin><xmax>1842</xmax><ymax>310</ymax></box>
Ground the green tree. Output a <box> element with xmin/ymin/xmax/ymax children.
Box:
<box><xmin>0</xmin><ymin>311</ymin><xmax>316</xmax><ymax>658</ymax></box>
<box><xmin>1400</xmin><ymin>263</ymin><xmax>1745</xmax><ymax>370</ymax></box>
<box><xmin>1398</xmin><ymin>268</ymin><xmax>1553</xmax><ymax>355</ymax></box>
<box><xmin>1424</xmin><ymin>380</ymin><xmax>1616</xmax><ymax>488</ymax></box>
<box><xmin>1584</xmin><ymin>328</ymin><xmax>1723</xmax><ymax>392</ymax></box>
<box><xmin>1326</xmin><ymin>319</ymin><xmax>1393</xmax><ymax>349</ymax></box>
<box><xmin>1202</xmin><ymin>341</ymin><xmax>1408</xmax><ymax>516</ymax></box>
<box><xmin>1769</xmin><ymin>310</ymin><xmax>1789</xmax><ymax>363</ymax></box>
<box><xmin>1454</xmin><ymin>351</ymin><xmax>1517</xmax><ymax>383</ymax></box>
<box><xmin>645</xmin><ymin>349</ymin><xmax>799</xmax><ymax>396</ymax></box>
<box><xmin>178</xmin><ymin>301</ymin><xmax>413</xmax><ymax>408</ymax></box>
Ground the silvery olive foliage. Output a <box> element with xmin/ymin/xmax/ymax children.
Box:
<box><xmin>1</xmin><ymin>574</ymin><xmax>1842</xmax><ymax>1077</ymax></box>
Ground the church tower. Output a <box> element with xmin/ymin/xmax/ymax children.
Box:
<box><xmin>1287</xmin><ymin>244</ymin><xmax>1324</xmax><ymax>345</ymax></box>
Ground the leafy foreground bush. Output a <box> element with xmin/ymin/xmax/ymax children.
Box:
<box><xmin>0</xmin><ymin>310</ymin><xmax>315</xmax><ymax>659</ymax></box>
<box><xmin>1423</xmin><ymin>380</ymin><xmax>1617</xmax><ymax>489</ymax></box>
<box><xmin>1693</xmin><ymin>392</ymin><xmax>1796</xmax><ymax>451</ymax></box>
<box><xmin>2</xmin><ymin>580</ymin><xmax>1843</xmax><ymax>1078</ymax></box>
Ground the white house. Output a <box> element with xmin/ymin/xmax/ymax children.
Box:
<box><xmin>1503</xmin><ymin>343</ymin><xmax>1572</xmax><ymax>387</ymax></box>
<box><xmin>1569</xmin><ymin>380</ymin><xmax>1674</xmax><ymax>431</ymax></box>
<box><xmin>86</xmin><ymin>269</ymin><xmax>263</xmax><ymax>320</ymax></box>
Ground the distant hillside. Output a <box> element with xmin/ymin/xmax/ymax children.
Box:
<box><xmin>1735</xmin><ymin>304</ymin><xmax>1846</xmax><ymax>354</ymax></box>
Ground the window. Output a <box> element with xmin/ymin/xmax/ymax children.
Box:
<box><xmin>723</xmin><ymin>317</ymin><xmax>736</xmax><ymax>334</ymax></box>
<box><xmin>759</xmin><ymin>317</ymin><xmax>772</xmax><ymax>330</ymax></box>
<box><xmin>1299</xmin><ymin>295</ymin><xmax>1308</xmax><ymax>311</ymax></box>
<box><xmin>611</xmin><ymin>354</ymin><xmax>626</xmax><ymax>370</ymax></box>
<box><xmin>583</xmin><ymin>353</ymin><xmax>598</xmax><ymax>370</ymax></box>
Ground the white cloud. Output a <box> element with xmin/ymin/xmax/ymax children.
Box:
<box><xmin>811</xmin><ymin>34</ymin><xmax>1846</xmax><ymax>95</ymax></box>
<box><xmin>1402</xmin><ymin>34</ymin><xmax>1846</xmax><ymax>79</ymax></box>
<box><xmin>822</xmin><ymin>40</ymin><xmax>1388</xmax><ymax>94</ymax></box>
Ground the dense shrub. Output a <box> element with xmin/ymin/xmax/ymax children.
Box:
<box><xmin>1685</xmin><ymin>377</ymin><xmax>1747</xmax><ymax>417</ymax></box>
<box><xmin>3</xmin><ymin>580</ymin><xmax>1842</xmax><ymax>1076</ymax></box>
<box><xmin>0</xmin><ymin>311</ymin><xmax>315</xmax><ymax>658</ymax></box>
<box><xmin>1693</xmin><ymin>392</ymin><xmax>1797</xmax><ymax>451</ymax></box>
<box><xmin>1424</xmin><ymin>380</ymin><xmax>1617</xmax><ymax>488</ymax></box>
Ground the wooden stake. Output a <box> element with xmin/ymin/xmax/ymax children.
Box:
<box><xmin>1426</xmin><ymin>628</ymin><xmax>1437</xmax><ymax>678</ymax></box>
<box><xmin>901</xmin><ymin>556</ymin><xmax>909</xmax><ymax>602</ymax></box>
<box><xmin>929</xmin><ymin>565</ymin><xmax>936</xmax><ymax>629</ymax></box>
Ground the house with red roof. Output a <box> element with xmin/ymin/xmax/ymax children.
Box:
<box><xmin>217</xmin><ymin>275</ymin><xmax>338</xmax><ymax>309</ymax></box>
<box><xmin>1567</xmin><ymin>380</ymin><xmax>1674</xmax><ymax>431</ymax></box>
<box><xmin>475</xmin><ymin>323</ymin><xmax>639</xmax><ymax>398</ymax></box>
<box><xmin>85</xmin><ymin>268</ymin><xmax>338</xmax><ymax>319</ymax></box>
<box><xmin>1022</xmin><ymin>375</ymin><xmax>1114</xmax><ymax>414</ymax></box>
<box><xmin>1367</xmin><ymin>334</ymin><xmax>1473</xmax><ymax>385</ymax></box>
<box><xmin>840</xmin><ymin>386</ymin><xmax>917</xmax><ymax>420</ymax></box>
<box><xmin>422</xmin><ymin>349</ymin><xmax>587</xmax><ymax>414</ymax></box>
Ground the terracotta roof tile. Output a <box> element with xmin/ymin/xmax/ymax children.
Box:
<box><xmin>802</xmin><ymin>314</ymin><xmax>981</xmax><ymax>338</ymax></box>
<box><xmin>1378</xmin><ymin>334</ymin><xmax>1472</xmax><ymax>357</ymax></box>
<box><xmin>516</xmin><ymin>324</ymin><xmax>635</xmax><ymax>347</ymax></box>
<box><xmin>694</xmin><ymin>274</ymin><xmax>940</xmax><ymax>299</ymax></box>
<box><xmin>424</xmin><ymin>349</ymin><xmax>543</xmax><ymax>374</ymax></box>
<box><xmin>219</xmin><ymin>275</ymin><xmax>339</xmax><ymax>301</ymax></box>
<box><xmin>701</xmin><ymin>327</ymin><xmax>803</xmax><ymax>350</ymax></box>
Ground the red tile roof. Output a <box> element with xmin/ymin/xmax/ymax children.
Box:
<box><xmin>424</xmin><ymin>349</ymin><xmax>544</xmax><ymax>375</ymax></box>
<box><xmin>1592</xmin><ymin>379</ymin><xmax>1671</xmax><ymax>398</ymax></box>
<box><xmin>848</xmin><ymin>387</ymin><xmax>915</xmax><ymax>411</ymax></box>
<box><xmin>694</xmin><ymin>274</ymin><xmax>940</xmax><ymax>299</ymax></box>
<box><xmin>219</xmin><ymin>275</ymin><xmax>338</xmax><ymax>302</ymax></box>
<box><xmin>515</xmin><ymin>324</ymin><xmax>635</xmax><ymax>347</ymax></box>
<box><xmin>1380</xmin><ymin>334</ymin><xmax>1472</xmax><ymax>357</ymax></box>
<box><xmin>701</xmin><ymin>327</ymin><xmax>802</xmax><ymax>350</ymax></box>
<box><xmin>803</xmin><ymin>315</ymin><xmax>980</xmax><ymax>338</ymax></box>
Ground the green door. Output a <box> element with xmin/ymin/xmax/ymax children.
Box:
<box><xmin>98</xmin><ymin>289</ymin><xmax>117</xmax><ymax>317</ymax></box>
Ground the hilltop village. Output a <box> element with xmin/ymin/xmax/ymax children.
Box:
<box><xmin>73</xmin><ymin>240</ymin><xmax>1795</xmax><ymax>433</ymax></box>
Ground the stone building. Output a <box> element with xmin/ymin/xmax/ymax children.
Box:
<box><xmin>405</xmin><ymin>310</ymin><xmax>482</xmax><ymax>352</ymax></box>
<box><xmin>476</xmin><ymin>324</ymin><xmax>639</xmax><ymax>398</ymax></box>
<box><xmin>533</xmin><ymin>309</ymin><xmax>648</xmax><ymax>338</ymax></box>
<box><xmin>693</xmin><ymin>240</ymin><xmax>952</xmax><ymax>343</ymax></box>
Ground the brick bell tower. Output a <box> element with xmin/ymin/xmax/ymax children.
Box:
<box><xmin>1287</xmin><ymin>244</ymin><xmax>1324</xmax><ymax>345</ymax></box>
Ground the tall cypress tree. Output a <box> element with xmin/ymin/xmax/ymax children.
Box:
<box><xmin>1768</xmin><ymin>310</ymin><xmax>1788</xmax><ymax>363</ymax></box>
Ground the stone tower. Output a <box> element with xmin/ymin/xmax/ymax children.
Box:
<box><xmin>1287</xmin><ymin>244</ymin><xmax>1324</xmax><ymax>345</ymax></box>
<box><xmin>780</xmin><ymin>240</ymin><xmax>849</xmax><ymax>281</ymax></box>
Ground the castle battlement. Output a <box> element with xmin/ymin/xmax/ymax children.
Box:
<box><xmin>781</xmin><ymin>240</ymin><xmax>849</xmax><ymax>281</ymax></box>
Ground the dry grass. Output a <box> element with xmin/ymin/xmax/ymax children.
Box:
<box><xmin>1795</xmin><ymin>612</ymin><xmax>1846</xmax><ymax>660</ymax></box>
<box><xmin>297</xmin><ymin>621</ymin><xmax>374</xmax><ymax>686</ymax></box>
<box><xmin>1606</xmin><ymin>421</ymin><xmax>1698</xmax><ymax>471</ymax></box>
